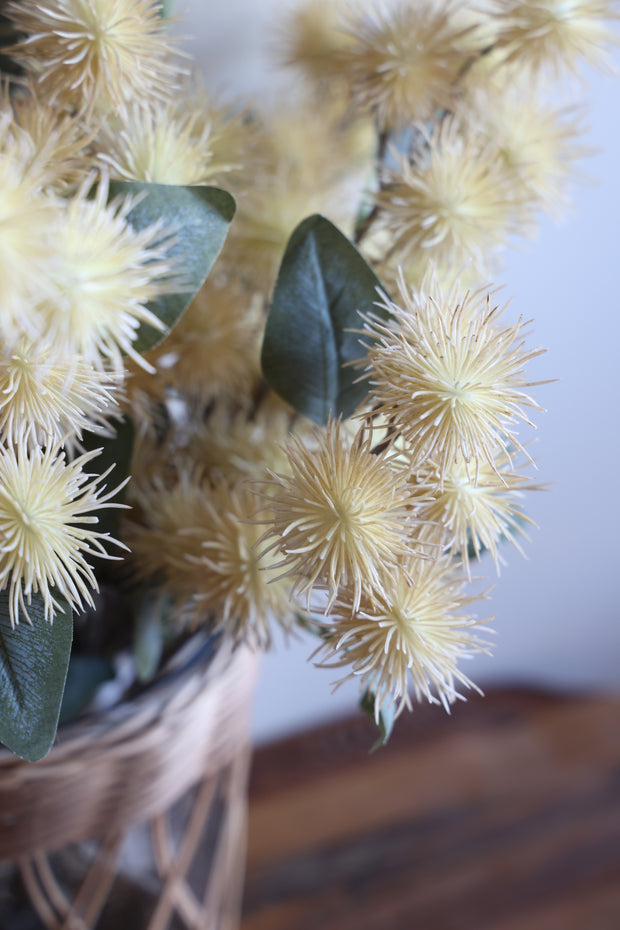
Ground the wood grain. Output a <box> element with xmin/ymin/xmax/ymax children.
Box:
<box><xmin>241</xmin><ymin>689</ymin><xmax>620</xmax><ymax>930</ymax></box>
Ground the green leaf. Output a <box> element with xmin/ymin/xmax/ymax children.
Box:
<box><xmin>59</xmin><ymin>654</ymin><xmax>115</xmax><ymax>725</ymax></box>
<box><xmin>261</xmin><ymin>214</ymin><xmax>388</xmax><ymax>424</ymax></box>
<box><xmin>108</xmin><ymin>182</ymin><xmax>236</xmax><ymax>355</ymax></box>
<box><xmin>360</xmin><ymin>688</ymin><xmax>396</xmax><ymax>753</ymax></box>
<box><xmin>81</xmin><ymin>415</ymin><xmax>134</xmax><ymax>549</ymax></box>
<box><xmin>0</xmin><ymin>595</ymin><xmax>73</xmax><ymax>761</ymax></box>
<box><xmin>134</xmin><ymin>595</ymin><xmax>166</xmax><ymax>683</ymax></box>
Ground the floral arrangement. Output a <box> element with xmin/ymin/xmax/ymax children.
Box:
<box><xmin>0</xmin><ymin>0</ymin><xmax>615</xmax><ymax>761</ymax></box>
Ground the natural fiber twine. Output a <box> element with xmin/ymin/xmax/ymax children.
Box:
<box><xmin>0</xmin><ymin>639</ymin><xmax>260</xmax><ymax>861</ymax></box>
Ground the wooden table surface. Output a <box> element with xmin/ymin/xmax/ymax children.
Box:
<box><xmin>241</xmin><ymin>689</ymin><xmax>620</xmax><ymax>930</ymax></box>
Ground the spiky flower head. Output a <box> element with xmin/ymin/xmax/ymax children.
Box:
<box><xmin>185</xmin><ymin>482</ymin><xmax>295</xmax><ymax>648</ymax></box>
<box><xmin>259</xmin><ymin>419</ymin><xmax>416</xmax><ymax>611</ymax></box>
<box><xmin>4</xmin><ymin>82</ymin><xmax>92</xmax><ymax>194</ymax></box>
<box><xmin>363</xmin><ymin>275</ymin><xmax>545</xmax><ymax>475</ymax></box>
<box><xmin>124</xmin><ymin>465</ymin><xmax>212</xmax><ymax>593</ymax></box>
<box><xmin>407</xmin><ymin>453</ymin><xmax>540</xmax><ymax>575</ymax></box>
<box><xmin>0</xmin><ymin>126</ymin><xmax>60</xmax><ymax>341</ymax></box>
<box><xmin>490</xmin><ymin>0</ymin><xmax>619</xmax><ymax>78</ymax></box>
<box><xmin>471</xmin><ymin>88</ymin><xmax>587</xmax><ymax>221</ymax></box>
<box><xmin>0</xmin><ymin>442</ymin><xmax>126</xmax><ymax>626</ymax></box>
<box><xmin>38</xmin><ymin>177</ymin><xmax>174</xmax><ymax>372</ymax></box>
<box><xmin>274</xmin><ymin>0</ymin><xmax>355</xmax><ymax>89</ymax></box>
<box><xmin>125</xmin><ymin>469</ymin><xmax>294</xmax><ymax>643</ymax></box>
<box><xmin>96</xmin><ymin>95</ymin><xmax>242</xmax><ymax>187</ymax></box>
<box><xmin>183</xmin><ymin>402</ymin><xmax>294</xmax><ymax>485</ymax></box>
<box><xmin>229</xmin><ymin>102</ymin><xmax>374</xmax><ymax>290</ymax></box>
<box><xmin>316</xmin><ymin>552</ymin><xmax>492</xmax><ymax>716</ymax></box>
<box><xmin>146</xmin><ymin>276</ymin><xmax>263</xmax><ymax>402</ymax></box>
<box><xmin>6</xmin><ymin>0</ymin><xmax>182</xmax><ymax>116</ymax></box>
<box><xmin>338</xmin><ymin>0</ymin><xmax>472</xmax><ymax>128</ymax></box>
<box><xmin>0</xmin><ymin>340</ymin><xmax>119</xmax><ymax>448</ymax></box>
<box><xmin>375</xmin><ymin>118</ymin><xmax>516</xmax><ymax>279</ymax></box>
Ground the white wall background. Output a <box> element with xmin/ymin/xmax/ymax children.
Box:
<box><xmin>174</xmin><ymin>1</ymin><xmax>620</xmax><ymax>743</ymax></box>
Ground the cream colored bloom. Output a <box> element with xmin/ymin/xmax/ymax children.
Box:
<box><xmin>0</xmin><ymin>442</ymin><xmax>126</xmax><ymax>626</ymax></box>
<box><xmin>0</xmin><ymin>341</ymin><xmax>119</xmax><ymax>447</ymax></box>
<box><xmin>7</xmin><ymin>0</ymin><xmax>181</xmax><ymax>115</ymax></box>
<box><xmin>228</xmin><ymin>102</ymin><xmax>374</xmax><ymax>290</ymax></box>
<box><xmin>0</xmin><ymin>128</ymin><xmax>60</xmax><ymax>342</ymax></box>
<box><xmin>316</xmin><ymin>552</ymin><xmax>491</xmax><ymax>716</ymax></box>
<box><xmin>97</xmin><ymin>96</ymin><xmax>242</xmax><ymax>187</ymax></box>
<box><xmin>148</xmin><ymin>277</ymin><xmax>263</xmax><ymax>401</ymax></box>
<box><xmin>338</xmin><ymin>0</ymin><xmax>471</xmax><ymax>127</ymax></box>
<box><xmin>187</xmin><ymin>482</ymin><xmax>295</xmax><ymax>647</ymax></box>
<box><xmin>5</xmin><ymin>83</ymin><xmax>91</xmax><ymax>194</ymax></box>
<box><xmin>490</xmin><ymin>0</ymin><xmax>619</xmax><ymax>77</ymax></box>
<box><xmin>363</xmin><ymin>275</ymin><xmax>545</xmax><ymax>475</ymax></box>
<box><xmin>124</xmin><ymin>466</ymin><xmax>211</xmax><ymax>591</ymax></box>
<box><xmin>473</xmin><ymin>89</ymin><xmax>587</xmax><ymax>221</ymax></box>
<box><xmin>375</xmin><ymin>118</ymin><xmax>516</xmax><ymax>277</ymax></box>
<box><xmin>259</xmin><ymin>419</ymin><xmax>415</xmax><ymax>611</ymax></box>
<box><xmin>276</xmin><ymin>0</ymin><xmax>355</xmax><ymax>87</ymax></box>
<box><xmin>408</xmin><ymin>453</ymin><xmax>540</xmax><ymax>575</ymax></box>
<box><xmin>183</xmin><ymin>401</ymin><xmax>294</xmax><ymax>485</ymax></box>
<box><xmin>38</xmin><ymin>178</ymin><xmax>174</xmax><ymax>372</ymax></box>
<box><xmin>126</xmin><ymin>469</ymin><xmax>293</xmax><ymax>643</ymax></box>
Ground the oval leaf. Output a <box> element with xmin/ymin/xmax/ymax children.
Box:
<box><xmin>108</xmin><ymin>181</ymin><xmax>236</xmax><ymax>354</ymax></box>
<box><xmin>261</xmin><ymin>215</ymin><xmax>388</xmax><ymax>424</ymax></box>
<box><xmin>0</xmin><ymin>595</ymin><xmax>73</xmax><ymax>761</ymax></box>
<box><xmin>81</xmin><ymin>415</ymin><xmax>134</xmax><ymax>545</ymax></box>
<box><xmin>134</xmin><ymin>594</ymin><xmax>166</xmax><ymax>683</ymax></box>
<box><xmin>360</xmin><ymin>687</ymin><xmax>396</xmax><ymax>753</ymax></box>
<box><xmin>59</xmin><ymin>654</ymin><xmax>115</xmax><ymax>725</ymax></box>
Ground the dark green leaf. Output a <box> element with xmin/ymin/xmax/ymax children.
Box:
<box><xmin>81</xmin><ymin>415</ymin><xmax>134</xmax><ymax>549</ymax></box>
<box><xmin>59</xmin><ymin>654</ymin><xmax>115</xmax><ymax>725</ymax></box>
<box><xmin>108</xmin><ymin>182</ymin><xmax>236</xmax><ymax>354</ymax></box>
<box><xmin>0</xmin><ymin>595</ymin><xmax>73</xmax><ymax>761</ymax></box>
<box><xmin>134</xmin><ymin>595</ymin><xmax>166</xmax><ymax>683</ymax></box>
<box><xmin>360</xmin><ymin>687</ymin><xmax>396</xmax><ymax>753</ymax></box>
<box><xmin>261</xmin><ymin>214</ymin><xmax>388</xmax><ymax>424</ymax></box>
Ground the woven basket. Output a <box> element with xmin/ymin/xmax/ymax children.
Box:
<box><xmin>0</xmin><ymin>637</ymin><xmax>259</xmax><ymax>930</ymax></box>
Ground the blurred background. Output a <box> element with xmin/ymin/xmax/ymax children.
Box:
<box><xmin>174</xmin><ymin>0</ymin><xmax>620</xmax><ymax>744</ymax></box>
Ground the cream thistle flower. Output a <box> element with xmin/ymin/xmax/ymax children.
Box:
<box><xmin>375</xmin><ymin>118</ymin><xmax>516</xmax><ymax>278</ymax></box>
<box><xmin>408</xmin><ymin>454</ymin><xmax>539</xmax><ymax>575</ymax></box>
<box><xmin>338</xmin><ymin>0</ymin><xmax>472</xmax><ymax>127</ymax></box>
<box><xmin>126</xmin><ymin>471</ymin><xmax>293</xmax><ymax>642</ymax></box>
<box><xmin>124</xmin><ymin>466</ymin><xmax>212</xmax><ymax>592</ymax></box>
<box><xmin>364</xmin><ymin>276</ymin><xmax>545</xmax><ymax>475</ymax></box>
<box><xmin>0</xmin><ymin>128</ymin><xmax>60</xmax><ymax>341</ymax></box>
<box><xmin>39</xmin><ymin>178</ymin><xmax>174</xmax><ymax>372</ymax></box>
<box><xmin>0</xmin><ymin>442</ymin><xmax>126</xmax><ymax>626</ymax></box>
<box><xmin>97</xmin><ymin>97</ymin><xmax>241</xmax><ymax>187</ymax></box>
<box><xmin>184</xmin><ymin>403</ymin><xmax>293</xmax><ymax>485</ymax></box>
<box><xmin>147</xmin><ymin>278</ymin><xmax>263</xmax><ymax>401</ymax></box>
<box><xmin>490</xmin><ymin>0</ymin><xmax>619</xmax><ymax>78</ymax></box>
<box><xmin>5</xmin><ymin>83</ymin><xmax>92</xmax><ymax>194</ymax></box>
<box><xmin>259</xmin><ymin>419</ymin><xmax>415</xmax><ymax>611</ymax></box>
<box><xmin>6</xmin><ymin>0</ymin><xmax>181</xmax><ymax>115</ymax></box>
<box><xmin>316</xmin><ymin>553</ymin><xmax>492</xmax><ymax>716</ymax></box>
<box><xmin>229</xmin><ymin>103</ymin><xmax>374</xmax><ymax>289</ymax></box>
<box><xmin>0</xmin><ymin>341</ymin><xmax>119</xmax><ymax>447</ymax></box>
<box><xmin>186</xmin><ymin>482</ymin><xmax>295</xmax><ymax>648</ymax></box>
<box><xmin>276</xmin><ymin>0</ymin><xmax>355</xmax><ymax>88</ymax></box>
<box><xmin>472</xmin><ymin>88</ymin><xmax>586</xmax><ymax>221</ymax></box>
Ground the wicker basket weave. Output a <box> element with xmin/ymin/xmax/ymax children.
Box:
<box><xmin>0</xmin><ymin>638</ymin><xmax>259</xmax><ymax>930</ymax></box>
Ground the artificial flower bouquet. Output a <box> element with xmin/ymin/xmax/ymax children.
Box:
<box><xmin>0</xmin><ymin>0</ymin><xmax>615</xmax><ymax>763</ymax></box>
